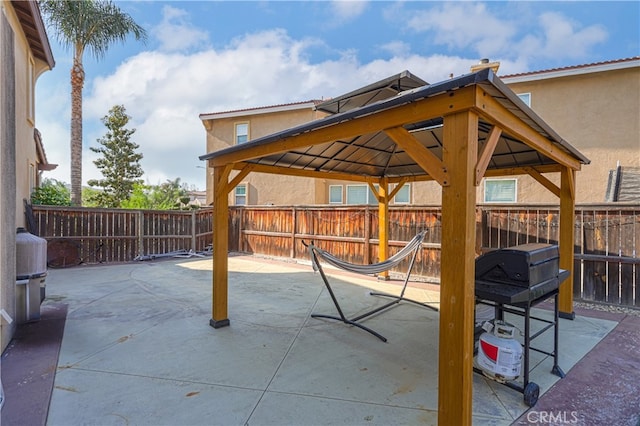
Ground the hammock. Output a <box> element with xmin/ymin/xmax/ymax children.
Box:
<box><xmin>310</xmin><ymin>231</ymin><xmax>427</xmax><ymax>275</ymax></box>
<box><xmin>304</xmin><ymin>230</ymin><xmax>438</xmax><ymax>342</ymax></box>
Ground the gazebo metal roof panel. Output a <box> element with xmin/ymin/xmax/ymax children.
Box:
<box><xmin>200</xmin><ymin>68</ymin><xmax>589</xmax><ymax>179</ymax></box>
<box><xmin>314</xmin><ymin>70</ymin><xmax>428</xmax><ymax>114</ymax></box>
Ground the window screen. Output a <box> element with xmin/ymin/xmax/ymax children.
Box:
<box><xmin>484</xmin><ymin>179</ymin><xmax>517</xmax><ymax>203</ymax></box>
<box><xmin>329</xmin><ymin>185</ymin><xmax>343</xmax><ymax>203</ymax></box>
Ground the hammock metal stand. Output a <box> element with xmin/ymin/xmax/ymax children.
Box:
<box><xmin>304</xmin><ymin>230</ymin><xmax>438</xmax><ymax>342</ymax></box>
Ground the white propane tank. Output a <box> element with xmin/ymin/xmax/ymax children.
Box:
<box><xmin>477</xmin><ymin>320</ymin><xmax>523</xmax><ymax>383</ymax></box>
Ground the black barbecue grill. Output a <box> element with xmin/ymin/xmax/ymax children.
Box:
<box><xmin>473</xmin><ymin>243</ymin><xmax>569</xmax><ymax>406</ymax></box>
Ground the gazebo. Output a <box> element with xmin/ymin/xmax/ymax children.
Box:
<box><xmin>199</xmin><ymin>68</ymin><xmax>589</xmax><ymax>425</ymax></box>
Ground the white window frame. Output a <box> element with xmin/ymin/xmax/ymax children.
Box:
<box><xmin>484</xmin><ymin>178</ymin><xmax>518</xmax><ymax>203</ymax></box>
<box><xmin>393</xmin><ymin>183</ymin><xmax>411</xmax><ymax>204</ymax></box>
<box><xmin>517</xmin><ymin>93</ymin><xmax>531</xmax><ymax>107</ymax></box>
<box><xmin>329</xmin><ymin>185</ymin><xmax>343</xmax><ymax>204</ymax></box>
<box><xmin>234</xmin><ymin>183</ymin><xmax>247</xmax><ymax>205</ymax></box>
<box><xmin>235</xmin><ymin>122</ymin><xmax>249</xmax><ymax>144</ymax></box>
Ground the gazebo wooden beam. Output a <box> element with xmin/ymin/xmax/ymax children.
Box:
<box><xmin>483</xmin><ymin>163</ymin><xmax>564</xmax><ymax>177</ymax></box>
<box><xmin>211</xmin><ymin>165</ymin><xmax>232</xmax><ymax>328</ymax></box>
<box><xmin>438</xmin><ymin>110</ymin><xmax>478</xmax><ymax>426</ymax></box>
<box><xmin>384</xmin><ymin>127</ymin><xmax>450</xmax><ymax>186</ymax></box>
<box><xmin>208</xmin><ymin>87</ymin><xmax>477</xmax><ymax>167</ymax></box>
<box><xmin>558</xmin><ymin>167</ymin><xmax>576</xmax><ymax>318</ymax></box>
<box><xmin>475</xmin><ymin>125</ymin><xmax>502</xmax><ymax>186</ymax></box>
<box><xmin>229</xmin><ymin>161</ymin><xmax>437</xmax><ymax>184</ymax></box>
<box><xmin>524</xmin><ymin>166</ymin><xmax>561</xmax><ymax>197</ymax></box>
<box><xmin>235</xmin><ymin>162</ymin><xmax>375</xmax><ymax>182</ymax></box>
<box><xmin>376</xmin><ymin>178</ymin><xmax>390</xmax><ymax>280</ymax></box>
<box><xmin>473</xmin><ymin>86</ymin><xmax>581</xmax><ymax>171</ymax></box>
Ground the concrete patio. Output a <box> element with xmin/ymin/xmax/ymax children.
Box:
<box><xmin>4</xmin><ymin>255</ymin><xmax>629</xmax><ymax>425</ymax></box>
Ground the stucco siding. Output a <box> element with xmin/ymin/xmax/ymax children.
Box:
<box><xmin>506</xmin><ymin>67</ymin><xmax>640</xmax><ymax>203</ymax></box>
<box><xmin>1</xmin><ymin>5</ymin><xmax>18</xmax><ymax>352</ymax></box>
<box><xmin>204</xmin><ymin>106</ymin><xmax>327</xmax><ymax>205</ymax></box>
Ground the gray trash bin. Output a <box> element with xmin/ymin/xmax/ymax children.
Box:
<box><xmin>16</xmin><ymin>276</ymin><xmax>41</xmax><ymax>324</ymax></box>
<box><xmin>15</xmin><ymin>228</ymin><xmax>47</xmax><ymax>323</ymax></box>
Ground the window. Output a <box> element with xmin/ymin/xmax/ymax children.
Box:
<box><xmin>235</xmin><ymin>123</ymin><xmax>249</xmax><ymax>144</ymax></box>
<box><xmin>484</xmin><ymin>178</ymin><xmax>517</xmax><ymax>203</ymax></box>
<box><xmin>346</xmin><ymin>185</ymin><xmax>378</xmax><ymax>205</ymax></box>
<box><xmin>394</xmin><ymin>184</ymin><xmax>410</xmax><ymax>204</ymax></box>
<box><xmin>329</xmin><ymin>185</ymin><xmax>343</xmax><ymax>204</ymax></box>
<box><xmin>517</xmin><ymin>93</ymin><xmax>531</xmax><ymax>107</ymax></box>
<box><xmin>234</xmin><ymin>184</ymin><xmax>247</xmax><ymax>205</ymax></box>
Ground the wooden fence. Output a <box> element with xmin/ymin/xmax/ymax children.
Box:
<box><xmin>30</xmin><ymin>204</ymin><xmax>639</xmax><ymax>307</ymax></box>
<box><xmin>31</xmin><ymin>206</ymin><xmax>213</xmax><ymax>265</ymax></box>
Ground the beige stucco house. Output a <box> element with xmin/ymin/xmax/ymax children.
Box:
<box><xmin>201</xmin><ymin>57</ymin><xmax>639</xmax><ymax>206</ymax></box>
<box><xmin>1</xmin><ymin>0</ymin><xmax>55</xmax><ymax>351</ymax></box>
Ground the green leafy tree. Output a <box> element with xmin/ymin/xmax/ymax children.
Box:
<box><xmin>120</xmin><ymin>180</ymin><xmax>198</xmax><ymax>210</ymax></box>
<box><xmin>150</xmin><ymin>178</ymin><xmax>190</xmax><ymax>210</ymax></box>
<box><xmin>30</xmin><ymin>179</ymin><xmax>72</xmax><ymax>206</ymax></box>
<box><xmin>120</xmin><ymin>182</ymin><xmax>152</xmax><ymax>209</ymax></box>
<box><xmin>81</xmin><ymin>187</ymin><xmax>103</xmax><ymax>208</ymax></box>
<box><xmin>40</xmin><ymin>0</ymin><xmax>147</xmax><ymax>206</ymax></box>
<box><xmin>87</xmin><ymin>105</ymin><xmax>144</xmax><ymax>208</ymax></box>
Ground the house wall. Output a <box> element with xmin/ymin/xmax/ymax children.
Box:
<box><xmin>502</xmin><ymin>66</ymin><xmax>640</xmax><ymax>204</ymax></box>
<box><xmin>0</xmin><ymin>2</ymin><xmax>52</xmax><ymax>352</ymax></box>
<box><xmin>1</xmin><ymin>5</ymin><xmax>18</xmax><ymax>352</ymax></box>
<box><xmin>204</xmin><ymin>107</ymin><xmax>327</xmax><ymax>206</ymax></box>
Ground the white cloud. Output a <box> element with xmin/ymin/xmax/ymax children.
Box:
<box><xmin>379</xmin><ymin>41</ymin><xmax>412</xmax><ymax>58</ymax></box>
<box><xmin>330</xmin><ymin>0</ymin><xmax>368</xmax><ymax>22</ymax></box>
<box><xmin>152</xmin><ymin>5</ymin><xmax>210</xmax><ymax>52</ymax></box>
<box><xmin>533</xmin><ymin>12</ymin><xmax>608</xmax><ymax>59</ymax></box>
<box><xmin>404</xmin><ymin>3</ymin><xmax>608</xmax><ymax>67</ymax></box>
<box><xmin>407</xmin><ymin>3</ymin><xmax>517</xmax><ymax>58</ymax></box>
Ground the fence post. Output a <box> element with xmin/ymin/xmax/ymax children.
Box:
<box><xmin>291</xmin><ymin>206</ymin><xmax>296</xmax><ymax>258</ymax></box>
<box><xmin>137</xmin><ymin>211</ymin><xmax>144</xmax><ymax>258</ymax></box>
<box><xmin>364</xmin><ymin>206</ymin><xmax>370</xmax><ymax>264</ymax></box>
<box><xmin>191</xmin><ymin>210</ymin><xmax>197</xmax><ymax>252</ymax></box>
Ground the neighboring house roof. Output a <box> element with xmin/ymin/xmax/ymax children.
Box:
<box><xmin>501</xmin><ymin>57</ymin><xmax>639</xmax><ymax>83</ymax></box>
<box><xmin>34</xmin><ymin>129</ymin><xmax>57</xmax><ymax>171</ymax></box>
<box><xmin>200</xmin><ymin>100</ymin><xmax>322</xmax><ymax>120</ymax></box>
<box><xmin>200</xmin><ymin>68</ymin><xmax>589</xmax><ymax>181</ymax></box>
<box><xmin>10</xmin><ymin>1</ymin><xmax>55</xmax><ymax>69</ymax></box>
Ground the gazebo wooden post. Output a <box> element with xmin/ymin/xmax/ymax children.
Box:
<box><xmin>210</xmin><ymin>165</ymin><xmax>231</xmax><ymax>328</ymax></box>
<box><xmin>378</xmin><ymin>177</ymin><xmax>390</xmax><ymax>280</ymax></box>
<box><xmin>438</xmin><ymin>110</ymin><xmax>478</xmax><ymax>426</ymax></box>
<box><xmin>558</xmin><ymin>166</ymin><xmax>576</xmax><ymax>319</ymax></box>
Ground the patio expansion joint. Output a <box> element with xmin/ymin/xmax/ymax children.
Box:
<box><xmin>261</xmin><ymin>388</ymin><xmax>442</xmax><ymax>413</ymax></box>
<box><xmin>57</xmin><ymin>320</ymin><xmax>167</xmax><ymax>369</ymax></box>
<box><xmin>55</xmin><ymin>366</ymin><xmax>268</xmax><ymax>393</ymax></box>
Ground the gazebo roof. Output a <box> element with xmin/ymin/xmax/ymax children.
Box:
<box><xmin>200</xmin><ymin>68</ymin><xmax>589</xmax><ymax>183</ymax></box>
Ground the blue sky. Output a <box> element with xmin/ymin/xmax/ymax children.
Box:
<box><xmin>36</xmin><ymin>1</ymin><xmax>640</xmax><ymax>191</ymax></box>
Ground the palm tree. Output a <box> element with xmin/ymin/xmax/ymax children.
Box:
<box><xmin>40</xmin><ymin>0</ymin><xmax>147</xmax><ymax>206</ymax></box>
